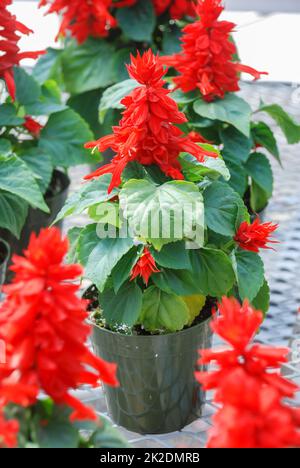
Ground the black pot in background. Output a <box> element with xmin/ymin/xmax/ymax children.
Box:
<box><xmin>0</xmin><ymin>239</ymin><xmax>10</xmax><ymax>290</ymax></box>
<box><xmin>91</xmin><ymin>318</ymin><xmax>212</xmax><ymax>434</ymax></box>
<box><xmin>0</xmin><ymin>170</ymin><xmax>70</xmax><ymax>278</ymax></box>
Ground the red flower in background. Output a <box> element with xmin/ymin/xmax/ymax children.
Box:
<box><xmin>130</xmin><ymin>247</ymin><xmax>160</xmax><ymax>285</ymax></box>
<box><xmin>196</xmin><ymin>297</ymin><xmax>300</xmax><ymax>449</ymax></box>
<box><xmin>153</xmin><ymin>0</ymin><xmax>197</xmax><ymax>19</ymax></box>
<box><xmin>161</xmin><ymin>0</ymin><xmax>267</xmax><ymax>101</ymax></box>
<box><xmin>235</xmin><ymin>218</ymin><xmax>278</xmax><ymax>253</ymax></box>
<box><xmin>39</xmin><ymin>0</ymin><xmax>136</xmax><ymax>44</ymax></box>
<box><xmin>0</xmin><ymin>411</ymin><xmax>19</xmax><ymax>449</ymax></box>
<box><xmin>0</xmin><ymin>228</ymin><xmax>118</xmax><ymax>422</ymax></box>
<box><xmin>84</xmin><ymin>50</ymin><xmax>218</xmax><ymax>193</ymax></box>
<box><xmin>0</xmin><ymin>0</ymin><xmax>44</xmax><ymax>100</ymax></box>
<box><xmin>23</xmin><ymin>116</ymin><xmax>44</xmax><ymax>139</ymax></box>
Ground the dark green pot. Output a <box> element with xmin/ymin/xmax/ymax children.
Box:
<box><xmin>91</xmin><ymin>318</ymin><xmax>212</xmax><ymax>434</ymax></box>
<box><xmin>0</xmin><ymin>170</ymin><xmax>70</xmax><ymax>279</ymax></box>
<box><xmin>0</xmin><ymin>238</ymin><xmax>9</xmax><ymax>289</ymax></box>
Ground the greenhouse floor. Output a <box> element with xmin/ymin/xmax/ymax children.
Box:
<box><xmin>66</xmin><ymin>82</ymin><xmax>300</xmax><ymax>448</ymax></box>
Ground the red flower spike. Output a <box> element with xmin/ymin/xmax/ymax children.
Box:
<box><xmin>153</xmin><ymin>0</ymin><xmax>197</xmax><ymax>19</ymax></box>
<box><xmin>234</xmin><ymin>218</ymin><xmax>279</xmax><ymax>253</ymax></box>
<box><xmin>161</xmin><ymin>0</ymin><xmax>268</xmax><ymax>101</ymax></box>
<box><xmin>0</xmin><ymin>228</ymin><xmax>118</xmax><ymax>422</ymax></box>
<box><xmin>84</xmin><ymin>50</ymin><xmax>218</xmax><ymax>193</ymax></box>
<box><xmin>0</xmin><ymin>0</ymin><xmax>45</xmax><ymax>100</ymax></box>
<box><xmin>23</xmin><ymin>116</ymin><xmax>44</xmax><ymax>139</ymax></box>
<box><xmin>130</xmin><ymin>247</ymin><xmax>160</xmax><ymax>285</ymax></box>
<box><xmin>39</xmin><ymin>0</ymin><xmax>135</xmax><ymax>44</ymax></box>
<box><xmin>196</xmin><ymin>297</ymin><xmax>300</xmax><ymax>449</ymax></box>
<box><xmin>0</xmin><ymin>411</ymin><xmax>19</xmax><ymax>448</ymax></box>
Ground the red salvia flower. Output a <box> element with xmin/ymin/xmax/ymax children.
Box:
<box><xmin>39</xmin><ymin>0</ymin><xmax>134</xmax><ymax>44</ymax></box>
<box><xmin>0</xmin><ymin>228</ymin><xmax>118</xmax><ymax>422</ymax></box>
<box><xmin>161</xmin><ymin>0</ymin><xmax>268</xmax><ymax>101</ymax></box>
<box><xmin>84</xmin><ymin>49</ymin><xmax>218</xmax><ymax>193</ymax></box>
<box><xmin>23</xmin><ymin>116</ymin><xmax>44</xmax><ymax>139</ymax></box>
<box><xmin>0</xmin><ymin>0</ymin><xmax>44</xmax><ymax>100</ymax></box>
<box><xmin>196</xmin><ymin>297</ymin><xmax>300</xmax><ymax>449</ymax></box>
<box><xmin>153</xmin><ymin>0</ymin><xmax>197</xmax><ymax>18</ymax></box>
<box><xmin>0</xmin><ymin>411</ymin><xmax>19</xmax><ymax>449</ymax></box>
<box><xmin>130</xmin><ymin>247</ymin><xmax>160</xmax><ymax>285</ymax></box>
<box><xmin>234</xmin><ymin>218</ymin><xmax>278</xmax><ymax>253</ymax></box>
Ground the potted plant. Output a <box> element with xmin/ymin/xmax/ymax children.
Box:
<box><xmin>0</xmin><ymin>1</ymin><xmax>95</xmax><ymax>265</ymax></box>
<box><xmin>34</xmin><ymin>0</ymin><xmax>199</xmax><ymax>152</ymax></box>
<box><xmin>159</xmin><ymin>0</ymin><xmax>300</xmax><ymax>215</ymax></box>
<box><xmin>0</xmin><ymin>227</ymin><xmax>127</xmax><ymax>449</ymax></box>
<box><xmin>57</xmin><ymin>50</ymin><xmax>278</xmax><ymax>434</ymax></box>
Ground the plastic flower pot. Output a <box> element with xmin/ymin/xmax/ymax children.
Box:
<box><xmin>91</xmin><ymin>317</ymin><xmax>213</xmax><ymax>434</ymax></box>
<box><xmin>0</xmin><ymin>238</ymin><xmax>10</xmax><ymax>288</ymax></box>
<box><xmin>0</xmin><ymin>169</ymin><xmax>70</xmax><ymax>279</ymax></box>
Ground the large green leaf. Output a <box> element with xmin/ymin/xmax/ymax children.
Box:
<box><xmin>162</xmin><ymin>24</ymin><xmax>182</xmax><ymax>55</ymax></box>
<box><xmin>139</xmin><ymin>286</ymin><xmax>189</xmax><ymax>333</ymax></box>
<box><xmin>0</xmin><ymin>191</ymin><xmax>28</xmax><ymax>238</ymax></box>
<box><xmin>99</xmin><ymin>79</ymin><xmax>137</xmax><ymax>123</ymax></box>
<box><xmin>20</xmin><ymin>148</ymin><xmax>53</xmax><ymax>194</ymax></box>
<box><xmin>180</xmin><ymin>154</ymin><xmax>229</xmax><ymax>182</ymax></box>
<box><xmin>54</xmin><ymin>174</ymin><xmax>116</xmax><ymax>223</ymax></box>
<box><xmin>78</xmin><ymin>225</ymin><xmax>134</xmax><ymax>292</ymax></box>
<box><xmin>250</xmin><ymin>180</ymin><xmax>269</xmax><ymax>213</ymax></box>
<box><xmin>0</xmin><ymin>104</ymin><xmax>24</xmax><ymax>126</ymax></box>
<box><xmin>62</xmin><ymin>39</ymin><xmax>116</xmax><ymax>94</ymax></box>
<box><xmin>39</xmin><ymin>108</ymin><xmax>94</xmax><ymax>167</ymax></box>
<box><xmin>120</xmin><ymin>179</ymin><xmax>204</xmax><ymax>248</ymax></box>
<box><xmin>190</xmin><ymin>248</ymin><xmax>235</xmax><ymax>297</ymax></box>
<box><xmin>244</xmin><ymin>152</ymin><xmax>273</xmax><ymax>198</ymax></box>
<box><xmin>194</xmin><ymin>94</ymin><xmax>252</xmax><ymax>137</ymax></box>
<box><xmin>14</xmin><ymin>66</ymin><xmax>41</xmax><ymax>107</ymax></box>
<box><xmin>111</xmin><ymin>247</ymin><xmax>141</xmax><ymax>293</ymax></box>
<box><xmin>258</xmin><ymin>103</ymin><xmax>300</xmax><ymax>144</ymax></box>
<box><xmin>0</xmin><ymin>139</ymin><xmax>12</xmax><ymax>156</ymax></box>
<box><xmin>152</xmin><ymin>268</ymin><xmax>201</xmax><ymax>296</ymax></box>
<box><xmin>232</xmin><ymin>249</ymin><xmax>265</xmax><ymax>302</ymax></box>
<box><xmin>225</xmin><ymin>160</ymin><xmax>248</xmax><ymax>197</ymax></box>
<box><xmin>251</xmin><ymin>121</ymin><xmax>280</xmax><ymax>162</ymax></box>
<box><xmin>101</xmin><ymin>282</ymin><xmax>142</xmax><ymax>327</ymax></box>
<box><xmin>25</xmin><ymin>80</ymin><xmax>66</xmax><ymax>116</ymax></box>
<box><xmin>251</xmin><ymin>279</ymin><xmax>270</xmax><ymax>316</ymax></box>
<box><xmin>32</xmin><ymin>47</ymin><xmax>63</xmax><ymax>85</ymax></box>
<box><xmin>0</xmin><ymin>155</ymin><xmax>48</xmax><ymax>212</ymax></box>
<box><xmin>116</xmin><ymin>0</ymin><xmax>155</xmax><ymax>42</ymax></box>
<box><xmin>220</xmin><ymin>126</ymin><xmax>252</xmax><ymax>163</ymax></box>
<box><xmin>66</xmin><ymin>226</ymin><xmax>82</xmax><ymax>264</ymax></box>
<box><xmin>151</xmin><ymin>241</ymin><xmax>191</xmax><ymax>270</ymax></box>
<box><xmin>67</xmin><ymin>89</ymin><xmax>102</xmax><ymax>136</ymax></box>
<box><xmin>203</xmin><ymin>181</ymin><xmax>241</xmax><ymax>236</ymax></box>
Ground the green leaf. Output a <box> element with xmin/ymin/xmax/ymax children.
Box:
<box><xmin>152</xmin><ymin>268</ymin><xmax>201</xmax><ymax>296</ymax></box>
<box><xmin>25</xmin><ymin>80</ymin><xmax>66</xmax><ymax>116</ymax></box>
<box><xmin>203</xmin><ymin>181</ymin><xmax>241</xmax><ymax>236</ymax></box>
<box><xmin>162</xmin><ymin>24</ymin><xmax>182</xmax><ymax>54</ymax></box>
<box><xmin>101</xmin><ymin>282</ymin><xmax>142</xmax><ymax>327</ymax></box>
<box><xmin>111</xmin><ymin>247</ymin><xmax>141</xmax><ymax>292</ymax></box>
<box><xmin>88</xmin><ymin>202</ymin><xmax>120</xmax><ymax>227</ymax></box>
<box><xmin>250</xmin><ymin>180</ymin><xmax>269</xmax><ymax>213</ymax></box>
<box><xmin>39</xmin><ymin>108</ymin><xmax>94</xmax><ymax>167</ymax></box>
<box><xmin>139</xmin><ymin>286</ymin><xmax>189</xmax><ymax>333</ymax></box>
<box><xmin>20</xmin><ymin>148</ymin><xmax>53</xmax><ymax>194</ymax></box>
<box><xmin>251</xmin><ymin>279</ymin><xmax>270</xmax><ymax>316</ymax></box>
<box><xmin>225</xmin><ymin>160</ymin><xmax>248</xmax><ymax>197</ymax></box>
<box><xmin>220</xmin><ymin>126</ymin><xmax>252</xmax><ymax>163</ymax></box>
<box><xmin>116</xmin><ymin>0</ymin><xmax>155</xmax><ymax>42</ymax></box>
<box><xmin>14</xmin><ymin>66</ymin><xmax>41</xmax><ymax>107</ymax></box>
<box><xmin>251</xmin><ymin>122</ymin><xmax>280</xmax><ymax>162</ymax></box>
<box><xmin>151</xmin><ymin>241</ymin><xmax>191</xmax><ymax>270</ymax></box>
<box><xmin>54</xmin><ymin>174</ymin><xmax>116</xmax><ymax>223</ymax></box>
<box><xmin>112</xmin><ymin>48</ymin><xmax>134</xmax><ymax>82</ymax></box>
<box><xmin>0</xmin><ymin>191</ymin><xmax>28</xmax><ymax>238</ymax></box>
<box><xmin>258</xmin><ymin>103</ymin><xmax>300</xmax><ymax>144</ymax></box>
<box><xmin>99</xmin><ymin>79</ymin><xmax>137</xmax><ymax>123</ymax></box>
<box><xmin>194</xmin><ymin>94</ymin><xmax>252</xmax><ymax>137</ymax></box>
<box><xmin>172</xmin><ymin>89</ymin><xmax>199</xmax><ymax>105</ymax></box>
<box><xmin>67</xmin><ymin>89</ymin><xmax>102</xmax><ymax>136</ymax></box>
<box><xmin>120</xmin><ymin>179</ymin><xmax>204</xmax><ymax>248</ymax></box>
<box><xmin>190</xmin><ymin>248</ymin><xmax>235</xmax><ymax>297</ymax></box>
<box><xmin>0</xmin><ymin>155</ymin><xmax>48</xmax><ymax>212</ymax></box>
<box><xmin>89</xmin><ymin>417</ymin><xmax>129</xmax><ymax>448</ymax></box>
<box><xmin>0</xmin><ymin>103</ymin><xmax>24</xmax><ymax>126</ymax></box>
<box><xmin>66</xmin><ymin>227</ymin><xmax>82</xmax><ymax>264</ymax></box>
<box><xmin>34</xmin><ymin>406</ymin><xmax>79</xmax><ymax>449</ymax></box>
<box><xmin>181</xmin><ymin>154</ymin><xmax>230</xmax><ymax>182</ymax></box>
<box><xmin>0</xmin><ymin>139</ymin><xmax>12</xmax><ymax>156</ymax></box>
<box><xmin>232</xmin><ymin>249</ymin><xmax>265</xmax><ymax>302</ymax></box>
<box><xmin>244</xmin><ymin>152</ymin><xmax>273</xmax><ymax>198</ymax></box>
<box><xmin>32</xmin><ymin>47</ymin><xmax>63</xmax><ymax>85</ymax></box>
<box><xmin>78</xmin><ymin>226</ymin><xmax>134</xmax><ymax>292</ymax></box>
<box><xmin>62</xmin><ymin>39</ymin><xmax>116</xmax><ymax>94</ymax></box>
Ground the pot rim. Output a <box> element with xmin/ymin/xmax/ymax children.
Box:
<box><xmin>89</xmin><ymin>314</ymin><xmax>212</xmax><ymax>341</ymax></box>
<box><xmin>0</xmin><ymin>238</ymin><xmax>10</xmax><ymax>266</ymax></box>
